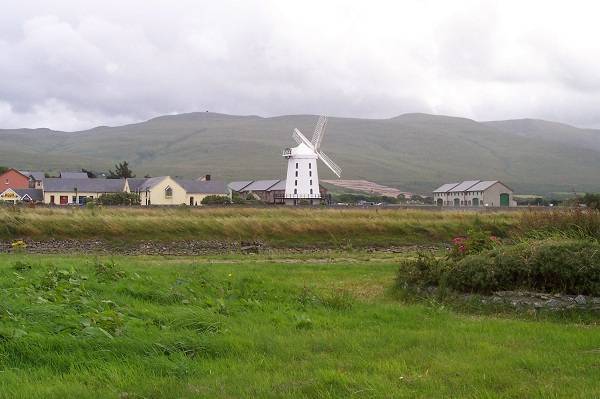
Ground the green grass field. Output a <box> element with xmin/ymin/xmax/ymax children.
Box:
<box><xmin>1</xmin><ymin>252</ymin><xmax>599</xmax><ymax>398</ymax></box>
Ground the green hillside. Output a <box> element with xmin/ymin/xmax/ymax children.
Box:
<box><xmin>2</xmin><ymin>112</ymin><xmax>600</xmax><ymax>194</ymax></box>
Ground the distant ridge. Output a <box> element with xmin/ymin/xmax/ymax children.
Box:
<box><xmin>1</xmin><ymin>112</ymin><xmax>600</xmax><ymax>194</ymax></box>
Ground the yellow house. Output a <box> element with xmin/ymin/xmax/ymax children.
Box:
<box><xmin>43</xmin><ymin>178</ymin><xmax>126</xmax><ymax>205</ymax></box>
<box><xmin>126</xmin><ymin>176</ymin><xmax>230</xmax><ymax>206</ymax></box>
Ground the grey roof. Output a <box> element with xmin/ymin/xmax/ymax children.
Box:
<box><xmin>229</xmin><ymin>180</ymin><xmax>254</xmax><ymax>192</ymax></box>
<box><xmin>449</xmin><ymin>180</ymin><xmax>480</xmax><ymax>192</ymax></box>
<box><xmin>137</xmin><ymin>176</ymin><xmax>168</xmax><ymax>191</ymax></box>
<box><xmin>126</xmin><ymin>178</ymin><xmax>149</xmax><ymax>192</ymax></box>
<box><xmin>241</xmin><ymin>180</ymin><xmax>280</xmax><ymax>191</ymax></box>
<box><xmin>43</xmin><ymin>178</ymin><xmax>126</xmax><ymax>193</ymax></box>
<box><xmin>19</xmin><ymin>171</ymin><xmax>45</xmax><ymax>181</ymax></box>
<box><xmin>14</xmin><ymin>188</ymin><xmax>43</xmax><ymax>201</ymax></box>
<box><xmin>267</xmin><ymin>180</ymin><xmax>286</xmax><ymax>191</ymax></box>
<box><xmin>60</xmin><ymin>172</ymin><xmax>89</xmax><ymax>179</ymax></box>
<box><xmin>466</xmin><ymin>180</ymin><xmax>498</xmax><ymax>192</ymax></box>
<box><xmin>175</xmin><ymin>179</ymin><xmax>229</xmax><ymax>194</ymax></box>
<box><xmin>433</xmin><ymin>183</ymin><xmax>460</xmax><ymax>193</ymax></box>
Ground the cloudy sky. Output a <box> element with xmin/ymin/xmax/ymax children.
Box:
<box><xmin>1</xmin><ymin>0</ymin><xmax>600</xmax><ymax>130</ymax></box>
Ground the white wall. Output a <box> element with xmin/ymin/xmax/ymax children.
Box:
<box><xmin>284</xmin><ymin>153</ymin><xmax>320</xmax><ymax>201</ymax></box>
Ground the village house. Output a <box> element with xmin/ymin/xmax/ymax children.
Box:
<box><xmin>0</xmin><ymin>188</ymin><xmax>44</xmax><ymax>204</ymax></box>
<box><xmin>0</xmin><ymin>169</ymin><xmax>31</xmax><ymax>189</ymax></box>
<box><xmin>127</xmin><ymin>176</ymin><xmax>229</xmax><ymax>206</ymax></box>
<box><xmin>43</xmin><ymin>178</ymin><xmax>127</xmax><ymax>205</ymax></box>
<box><xmin>433</xmin><ymin>180</ymin><xmax>516</xmax><ymax>207</ymax></box>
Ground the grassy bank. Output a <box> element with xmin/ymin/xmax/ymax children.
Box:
<box><xmin>0</xmin><ymin>207</ymin><xmax>517</xmax><ymax>247</ymax></box>
<box><xmin>0</xmin><ymin>253</ymin><xmax>599</xmax><ymax>398</ymax></box>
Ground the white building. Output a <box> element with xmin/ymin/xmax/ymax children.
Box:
<box><xmin>433</xmin><ymin>180</ymin><xmax>516</xmax><ymax>207</ymax></box>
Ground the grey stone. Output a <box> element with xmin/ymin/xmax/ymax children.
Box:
<box><xmin>574</xmin><ymin>295</ymin><xmax>587</xmax><ymax>305</ymax></box>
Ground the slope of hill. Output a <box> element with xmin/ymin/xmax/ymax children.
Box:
<box><xmin>2</xmin><ymin>112</ymin><xmax>600</xmax><ymax>194</ymax></box>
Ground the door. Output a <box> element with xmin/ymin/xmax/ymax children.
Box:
<box><xmin>500</xmin><ymin>193</ymin><xmax>510</xmax><ymax>207</ymax></box>
<box><xmin>472</xmin><ymin>198</ymin><xmax>479</xmax><ymax>206</ymax></box>
<box><xmin>453</xmin><ymin>198</ymin><xmax>460</xmax><ymax>206</ymax></box>
<box><xmin>60</xmin><ymin>196</ymin><xmax>68</xmax><ymax>205</ymax></box>
<box><xmin>436</xmin><ymin>198</ymin><xmax>443</xmax><ymax>206</ymax></box>
<box><xmin>189</xmin><ymin>196</ymin><xmax>194</xmax><ymax>206</ymax></box>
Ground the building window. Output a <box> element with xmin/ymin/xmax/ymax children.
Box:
<box><xmin>165</xmin><ymin>186</ymin><xmax>173</xmax><ymax>198</ymax></box>
<box><xmin>72</xmin><ymin>196</ymin><xmax>77</xmax><ymax>203</ymax></box>
<box><xmin>50</xmin><ymin>195</ymin><xmax>55</xmax><ymax>204</ymax></box>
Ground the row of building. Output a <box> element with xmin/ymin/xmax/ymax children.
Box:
<box><xmin>433</xmin><ymin>180</ymin><xmax>515</xmax><ymax>207</ymax></box>
<box><xmin>0</xmin><ymin>169</ymin><xmax>228</xmax><ymax>205</ymax></box>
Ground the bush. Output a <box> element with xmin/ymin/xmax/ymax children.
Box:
<box><xmin>201</xmin><ymin>195</ymin><xmax>231</xmax><ymax>205</ymax></box>
<box><xmin>397</xmin><ymin>239</ymin><xmax>600</xmax><ymax>296</ymax></box>
<box><xmin>97</xmin><ymin>192</ymin><xmax>141</xmax><ymax>206</ymax></box>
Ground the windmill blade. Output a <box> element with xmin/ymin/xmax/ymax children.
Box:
<box><xmin>311</xmin><ymin>116</ymin><xmax>327</xmax><ymax>150</ymax></box>
<box><xmin>293</xmin><ymin>128</ymin><xmax>315</xmax><ymax>150</ymax></box>
<box><xmin>317</xmin><ymin>150</ymin><xmax>342</xmax><ymax>178</ymax></box>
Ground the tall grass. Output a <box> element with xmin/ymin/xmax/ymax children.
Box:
<box><xmin>517</xmin><ymin>208</ymin><xmax>600</xmax><ymax>240</ymax></box>
<box><xmin>0</xmin><ymin>207</ymin><xmax>517</xmax><ymax>246</ymax></box>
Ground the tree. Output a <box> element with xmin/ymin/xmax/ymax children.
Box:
<box><xmin>81</xmin><ymin>168</ymin><xmax>97</xmax><ymax>178</ymax></box>
<box><xmin>0</xmin><ymin>166</ymin><xmax>8</xmax><ymax>175</ymax></box>
<box><xmin>581</xmin><ymin>193</ymin><xmax>600</xmax><ymax>210</ymax></box>
<box><xmin>108</xmin><ymin>161</ymin><xmax>135</xmax><ymax>179</ymax></box>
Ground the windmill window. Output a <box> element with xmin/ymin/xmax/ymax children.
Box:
<box><xmin>165</xmin><ymin>186</ymin><xmax>173</xmax><ymax>198</ymax></box>
<box><xmin>295</xmin><ymin>162</ymin><xmax>298</xmax><ymax>169</ymax></box>
<box><xmin>309</xmin><ymin>163</ymin><xmax>311</xmax><ymax>169</ymax></box>
<box><xmin>294</xmin><ymin>180</ymin><xmax>297</xmax><ymax>186</ymax></box>
<box><xmin>294</xmin><ymin>188</ymin><xmax>297</xmax><ymax>195</ymax></box>
<box><xmin>295</xmin><ymin>171</ymin><xmax>298</xmax><ymax>177</ymax></box>
<box><xmin>310</xmin><ymin>189</ymin><xmax>313</xmax><ymax>195</ymax></box>
<box><xmin>309</xmin><ymin>171</ymin><xmax>312</xmax><ymax>177</ymax></box>
<box><xmin>310</xmin><ymin>180</ymin><xmax>313</xmax><ymax>185</ymax></box>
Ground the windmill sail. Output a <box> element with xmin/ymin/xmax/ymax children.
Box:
<box><xmin>292</xmin><ymin>128</ymin><xmax>315</xmax><ymax>150</ymax></box>
<box><xmin>311</xmin><ymin>116</ymin><xmax>327</xmax><ymax>149</ymax></box>
<box><xmin>317</xmin><ymin>150</ymin><xmax>342</xmax><ymax>178</ymax></box>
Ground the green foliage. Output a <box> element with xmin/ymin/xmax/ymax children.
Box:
<box><xmin>581</xmin><ymin>193</ymin><xmax>600</xmax><ymax>210</ymax></box>
<box><xmin>94</xmin><ymin>259</ymin><xmax>126</xmax><ymax>281</ymax></box>
<box><xmin>0</xmin><ymin>166</ymin><xmax>8</xmax><ymax>174</ymax></box>
<box><xmin>0</xmin><ymin>253</ymin><xmax>599</xmax><ymax>397</ymax></box>
<box><xmin>518</xmin><ymin>209</ymin><xmax>600</xmax><ymax>240</ymax></box>
<box><xmin>200</xmin><ymin>195</ymin><xmax>231</xmax><ymax>205</ymax></box>
<box><xmin>108</xmin><ymin>161</ymin><xmax>135</xmax><ymax>179</ymax></box>
<box><xmin>397</xmin><ymin>239</ymin><xmax>600</xmax><ymax>295</ymax></box>
<box><xmin>96</xmin><ymin>192</ymin><xmax>141</xmax><ymax>205</ymax></box>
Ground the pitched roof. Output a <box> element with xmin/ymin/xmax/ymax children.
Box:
<box><xmin>175</xmin><ymin>179</ymin><xmax>229</xmax><ymax>194</ymax></box>
<box><xmin>60</xmin><ymin>172</ymin><xmax>89</xmax><ymax>179</ymax></box>
<box><xmin>19</xmin><ymin>171</ymin><xmax>45</xmax><ymax>181</ymax></box>
<box><xmin>14</xmin><ymin>188</ymin><xmax>43</xmax><ymax>201</ymax></box>
<box><xmin>229</xmin><ymin>181</ymin><xmax>254</xmax><ymax>192</ymax></box>
<box><xmin>466</xmin><ymin>180</ymin><xmax>498</xmax><ymax>191</ymax></box>
<box><xmin>433</xmin><ymin>183</ymin><xmax>460</xmax><ymax>193</ymax></box>
<box><xmin>241</xmin><ymin>180</ymin><xmax>280</xmax><ymax>191</ymax></box>
<box><xmin>126</xmin><ymin>178</ymin><xmax>149</xmax><ymax>192</ymax></box>
<box><xmin>267</xmin><ymin>180</ymin><xmax>286</xmax><ymax>191</ymax></box>
<box><xmin>43</xmin><ymin>178</ymin><xmax>126</xmax><ymax>193</ymax></box>
<box><xmin>137</xmin><ymin>176</ymin><xmax>169</xmax><ymax>191</ymax></box>
<box><xmin>449</xmin><ymin>180</ymin><xmax>480</xmax><ymax>192</ymax></box>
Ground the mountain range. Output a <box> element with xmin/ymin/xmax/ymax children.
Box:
<box><xmin>2</xmin><ymin>112</ymin><xmax>600</xmax><ymax>195</ymax></box>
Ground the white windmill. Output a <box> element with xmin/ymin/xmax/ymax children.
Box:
<box><xmin>282</xmin><ymin>116</ymin><xmax>342</xmax><ymax>205</ymax></box>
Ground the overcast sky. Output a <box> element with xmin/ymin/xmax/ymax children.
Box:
<box><xmin>1</xmin><ymin>0</ymin><xmax>600</xmax><ymax>130</ymax></box>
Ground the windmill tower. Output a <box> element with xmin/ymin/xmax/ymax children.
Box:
<box><xmin>283</xmin><ymin>116</ymin><xmax>342</xmax><ymax>205</ymax></box>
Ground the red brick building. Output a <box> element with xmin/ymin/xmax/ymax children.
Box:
<box><xmin>0</xmin><ymin>169</ymin><xmax>31</xmax><ymax>190</ymax></box>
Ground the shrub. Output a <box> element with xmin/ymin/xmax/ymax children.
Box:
<box><xmin>201</xmin><ymin>195</ymin><xmax>231</xmax><ymax>205</ymax></box>
<box><xmin>97</xmin><ymin>192</ymin><xmax>141</xmax><ymax>206</ymax></box>
<box><xmin>397</xmin><ymin>239</ymin><xmax>600</xmax><ymax>296</ymax></box>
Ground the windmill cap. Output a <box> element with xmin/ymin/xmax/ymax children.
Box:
<box><xmin>290</xmin><ymin>142</ymin><xmax>318</xmax><ymax>157</ymax></box>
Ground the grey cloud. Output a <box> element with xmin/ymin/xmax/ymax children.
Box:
<box><xmin>1</xmin><ymin>0</ymin><xmax>600</xmax><ymax>130</ymax></box>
